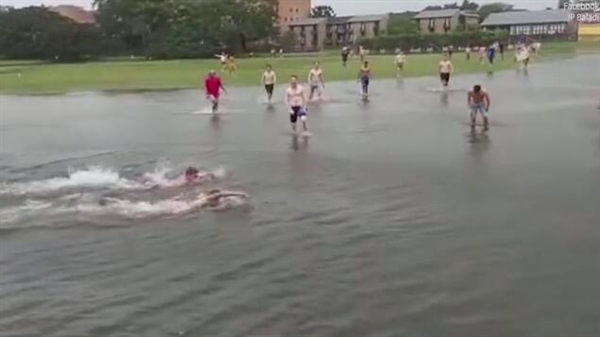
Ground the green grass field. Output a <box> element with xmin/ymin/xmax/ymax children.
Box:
<box><xmin>0</xmin><ymin>41</ymin><xmax>596</xmax><ymax>94</ymax></box>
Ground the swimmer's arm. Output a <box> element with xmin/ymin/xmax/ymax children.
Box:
<box><xmin>320</xmin><ymin>72</ymin><xmax>325</xmax><ymax>86</ymax></box>
<box><xmin>217</xmin><ymin>192</ymin><xmax>248</xmax><ymax>199</ymax></box>
<box><xmin>467</xmin><ymin>92</ymin><xmax>473</xmax><ymax>105</ymax></box>
<box><xmin>219</xmin><ymin>81</ymin><xmax>227</xmax><ymax>94</ymax></box>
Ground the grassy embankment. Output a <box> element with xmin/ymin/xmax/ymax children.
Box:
<box><xmin>0</xmin><ymin>41</ymin><xmax>597</xmax><ymax>94</ymax></box>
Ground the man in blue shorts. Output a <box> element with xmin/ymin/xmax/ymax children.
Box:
<box><xmin>285</xmin><ymin>75</ymin><xmax>308</xmax><ymax>134</ymax></box>
<box><xmin>468</xmin><ymin>85</ymin><xmax>491</xmax><ymax>130</ymax></box>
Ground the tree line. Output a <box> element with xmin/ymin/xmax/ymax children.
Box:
<box><xmin>0</xmin><ymin>0</ymin><xmax>524</xmax><ymax>62</ymax></box>
<box><xmin>0</xmin><ymin>0</ymin><xmax>278</xmax><ymax>61</ymax></box>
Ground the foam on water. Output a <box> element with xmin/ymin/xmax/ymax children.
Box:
<box><xmin>0</xmin><ymin>164</ymin><xmax>227</xmax><ymax>196</ymax></box>
<box><xmin>0</xmin><ymin>166</ymin><xmax>147</xmax><ymax>196</ymax></box>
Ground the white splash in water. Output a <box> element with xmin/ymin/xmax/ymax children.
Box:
<box><xmin>0</xmin><ymin>166</ymin><xmax>147</xmax><ymax>196</ymax></box>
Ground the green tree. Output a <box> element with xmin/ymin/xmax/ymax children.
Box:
<box><xmin>460</xmin><ymin>0</ymin><xmax>480</xmax><ymax>10</ymax></box>
<box><xmin>0</xmin><ymin>6</ymin><xmax>102</xmax><ymax>61</ymax></box>
<box><xmin>478</xmin><ymin>2</ymin><xmax>514</xmax><ymax>22</ymax></box>
<box><xmin>387</xmin><ymin>11</ymin><xmax>418</xmax><ymax>34</ymax></box>
<box><xmin>310</xmin><ymin>5</ymin><xmax>336</xmax><ymax>18</ymax></box>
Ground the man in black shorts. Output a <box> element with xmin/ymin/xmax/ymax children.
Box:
<box><xmin>261</xmin><ymin>64</ymin><xmax>276</xmax><ymax>103</ymax></box>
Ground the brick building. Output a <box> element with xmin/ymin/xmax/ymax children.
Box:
<box><xmin>278</xmin><ymin>0</ymin><xmax>311</xmax><ymax>30</ymax></box>
<box><xmin>414</xmin><ymin>9</ymin><xmax>479</xmax><ymax>34</ymax></box>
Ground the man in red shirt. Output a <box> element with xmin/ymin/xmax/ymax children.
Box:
<box><xmin>204</xmin><ymin>70</ymin><xmax>226</xmax><ymax>113</ymax></box>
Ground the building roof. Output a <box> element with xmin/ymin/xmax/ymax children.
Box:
<box><xmin>481</xmin><ymin>9</ymin><xmax>570</xmax><ymax>26</ymax></box>
<box><xmin>288</xmin><ymin>17</ymin><xmax>327</xmax><ymax>26</ymax></box>
<box><xmin>414</xmin><ymin>9</ymin><xmax>460</xmax><ymax>19</ymax></box>
<box><xmin>49</xmin><ymin>5</ymin><xmax>95</xmax><ymax>24</ymax></box>
<box><xmin>347</xmin><ymin>14</ymin><xmax>389</xmax><ymax>23</ymax></box>
<box><xmin>327</xmin><ymin>15</ymin><xmax>353</xmax><ymax>24</ymax></box>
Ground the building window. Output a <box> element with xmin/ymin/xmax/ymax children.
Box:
<box><xmin>444</xmin><ymin>18</ymin><xmax>451</xmax><ymax>33</ymax></box>
<box><xmin>289</xmin><ymin>8</ymin><xmax>293</xmax><ymax>13</ymax></box>
<box><xmin>428</xmin><ymin>19</ymin><xmax>435</xmax><ymax>33</ymax></box>
<box><xmin>284</xmin><ymin>17</ymin><xmax>287</xmax><ymax>22</ymax></box>
<box><xmin>374</xmin><ymin>22</ymin><xmax>380</xmax><ymax>36</ymax></box>
<box><xmin>296</xmin><ymin>8</ymin><xmax>299</xmax><ymax>13</ymax></box>
<box><xmin>360</xmin><ymin>23</ymin><xmax>366</xmax><ymax>36</ymax></box>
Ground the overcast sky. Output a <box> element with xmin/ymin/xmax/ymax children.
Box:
<box><xmin>0</xmin><ymin>0</ymin><xmax>559</xmax><ymax>14</ymax></box>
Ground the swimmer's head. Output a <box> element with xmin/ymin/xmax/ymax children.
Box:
<box><xmin>266</xmin><ymin>64</ymin><xmax>272</xmax><ymax>70</ymax></box>
<box><xmin>473</xmin><ymin>85</ymin><xmax>482</xmax><ymax>92</ymax></box>
<box><xmin>185</xmin><ymin>167</ymin><xmax>199</xmax><ymax>183</ymax></box>
<box><xmin>313</xmin><ymin>61</ymin><xmax>320</xmax><ymax>68</ymax></box>
<box><xmin>290</xmin><ymin>75</ymin><xmax>298</xmax><ymax>86</ymax></box>
<box><xmin>443</xmin><ymin>53</ymin><xmax>449</xmax><ymax>60</ymax></box>
<box><xmin>208</xmin><ymin>70</ymin><xmax>217</xmax><ymax>77</ymax></box>
<box><xmin>363</xmin><ymin>61</ymin><xmax>369</xmax><ymax>67</ymax></box>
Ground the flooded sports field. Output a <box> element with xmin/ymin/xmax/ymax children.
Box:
<box><xmin>1</xmin><ymin>55</ymin><xmax>599</xmax><ymax>337</ymax></box>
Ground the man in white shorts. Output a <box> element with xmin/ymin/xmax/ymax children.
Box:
<box><xmin>307</xmin><ymin>61</ymin><xmax>325</xmax><ymax>101</ymax></box>
<box><xmin>395</xmin><ymin>50</ymin><xmax>406</xmax><ymax>76</ymax></box>
<box><xmin>285</xmin><ymin>75</ymin><xmax>308</xmax><ymax>134</ymax></box>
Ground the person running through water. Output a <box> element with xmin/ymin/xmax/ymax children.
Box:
<box><xmin>204</xmin><ymin>70</ymin><xmax>226</xmax><ymax>114</ymax></box>
<box><xmin>468</xmin><ymin>85</ymin><xmax>491</xmax><ymax>131</ymax></box>
<box><xmin>487</xmin><ymin>43</ymin><xmax>496</xmax><ymax>65</ymax></box>
<box><xmin>516</xmin><ymin>44</ymin><xmax>530</xmax><ymax>69</ymax></box>
<box><xmin>261</xmin><ymin>64</ymin><xmax>277</xmax><ymax>103</ymax></box>
<box><xmin>358</xmin><ymin>60</ymin><xmax>371</xmax><ymax>99</ymax></box>
<box><xmin>394</xmin><ymin>50</ymin><xmax>406</xmax><ymax>77</ymax></box>
<box><xmin>285</xmin><ymin>75</ymin><xmax>308</xmax><ymax>134</ymax></box>
<box><xmin>341</xmin><ymin>46</ymin><xmax>350</xmax><ymax>67</ymax></box>
<box><xmin>307</xmin><ymin>61</ymin><xmax>325</xmax><ymax>101</ymax></box>
<box><xmin>438</xmin><ymin>53</ymin><xmax>453</xmax><ymax>89</ymax></box>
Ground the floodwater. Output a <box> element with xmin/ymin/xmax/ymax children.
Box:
<box><xmin>1</xmin><ymin>55</ymin><xmax>599</xmax><ymax>337</ymax></box>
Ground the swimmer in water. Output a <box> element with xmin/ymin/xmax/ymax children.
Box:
<box><xmin>204</xmin><ymin>70</ymin><xmax>226</xmax><ymax>114</ymax></box>
<box><xmin>438</xmin><ymin>53</ymin><xmax>453</xmax><ymax>88</ymax></box>
<box><xmin>307</xmin><ymin>61</ymin><xmax>325</xmax><ymax>101</ymax></box>
<box><xmin>261</xmin><ymin>64</ymin><xmax>277</xmax><ymax>103</ymax></box>
<box><xmin>358</xmin><ymin>60</ymin><xmax>371</xmax><ymax>99</ymax></box>
<box><xmin>183</xmin><ymin>167</ymin><xmax>215</xmax><ymax>184</ymax></box>
<box><xmin>197</xmin><ymin>189</ymin><xmax>249</xmax><ymax>211</ymax></box>
<box><xmin>468</xmin><ymin>84</ymin><xmax>491</xmax><ymax>131</ymax></box>
<box><xmin>285</xmin><ymin>75</ymin><xmax>308</xmax><ymax>134</ymax></box>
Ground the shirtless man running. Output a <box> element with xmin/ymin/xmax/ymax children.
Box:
<box><xmin>261</xmin><ymin>64</ymin><xmax>277</xmax><ymax>103</ymax></box>
<box><xmin>307</xmin><ymin>61</ymin><xmax>325</xmax><ymax>101</ymax></box>
<box><xmin>285</xmin><ymin>75</ymin><xmax>308</xmax><ymax>134</ymax></box>
<box><xmin>468</xmin><ymin>85</ymin><xmax>491</xmax><ymax>131</ymax></box>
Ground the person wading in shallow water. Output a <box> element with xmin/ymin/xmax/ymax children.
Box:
<box><xmin>468</xmin><ymin>84</ymin><xmax>491</xmax><ymax>131</ymax></box>
<box><xmin>204</xmin><ymin>70</ymin><xmax>226</xmax><ymax>114</ymax></box>
<box><xmin>261</xmin><ymin>64</ymin><xmax>277</xmax><ymax>104</ymax></box>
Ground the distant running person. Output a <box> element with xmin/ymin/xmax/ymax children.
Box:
<box><xmin>204</xmin><ymin>70</ymin><xmax>226</xmax><ymax>113</ymax></box>
<box><xmin>358</xmin><ymin>60</ymin><xmax>371</xmax><ymax>99</ymax></box>
<box><xmin>438</xmin><ymin>53</ymin><xmax>453</xmax><ymax>88</ymax></box>
<box><xmin>468</xmin><ymin>85</ymin><xmax>491</xmax><ymax>131</ymax></box>
<box><xmin>307</xmin><ymin>61</ymin><xmax>325</xmax><ymax>101</ymax></box>
<box><xmin>395</xmin><ymin>51</ymin><xmax>406</xmax><ymax>76</ymax></box>
<box><xmin>261</xmin><ymin>64</ymin><xmax>277</xmax><ymax>103</ymax></box>
<box><xmin>285</xmin><ymin>75</ymin><xmax>308</xmax><ymax>134</ymax></box>
<box><xmin>341</xmin><ymin>46</ymin><xmax>350</xmax><ymax>67</ymax></box>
